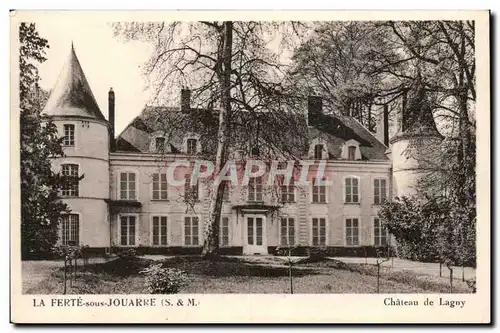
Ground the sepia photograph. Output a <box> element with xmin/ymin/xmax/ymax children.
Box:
<box><xmin>10</xmin><ymin>9</ymin><xmax>490</xmax><ymax>323</ymax></box>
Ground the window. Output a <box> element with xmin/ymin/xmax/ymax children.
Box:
<box><xmin>120</xmin><ymin>173</ymin><xmax>136</xmax><ymax>200</ymax></box>
<box><xmin>312</xmin><ymin>177</ymin><xmax>326</xmax><ymax>203</ymax></box>
<box><xmin>152</xmin><ymin>216</ymin><xmax>168</xmax><ymax>246</ymax></box>
<box><xmin>280</xmin><ymin>217</ymin><xmax>295</xmax><ymax>246</ymax></box>
<box><xmin>221</xmin><ymin>180</ymin><xmax>230</xmax><ymax>201</ymax></box>
<box><xmin>248</xmin><ymin>176</ymin><xmax>263</xmax><ymax>202</ymax></box>
<box><xmin>314</xmin><ymin>144</ymin><xmax>324</xmax><ymax>159</ymax></box>
<box><xmin>61</xmin><ymin>214</ymin><xmax>79</xmax><ymax>245</ymax></box>
<box><xmin>312</xmin><ymin>218</ymin><xmax>326</xmax><ymax>246</ymax></box>
<box><xmin>63</xmin><ymin>124</ymin><xmax>75</xmax><ymax>146</ymax></box>
<box><xmin>120</xmin><ymin>215</ymin><xmax>136</xmax><ymax>246</ymax></box>
<box><xmin>61</xmin><ymin>164</ymin><xmax>79</xmax><ymax>197</ymax></box>
<box><xmin>374</xmin><ymin>217</ymin><xmax>389</xmax><ymax>246</ymax></box>
<box><xmin>345</xmin><ymin>218</ymin><xmax>359</xmax><ymax>246</ymax></box>
<box><xmin>152</xmin><ymin>173</ymin><xmax>168</xmax><ymax>200</ymax></box>
<box><xmin>281</xmin><ymin>178</ymin><xmax>295</xmax><ymax>203</ymax></box>
<box><xmin>184</xmin><ymin>216</ymin><xmax>200</xmax><ymax>246</ymax></box>
<box><xmin>374</xmin><ymin>179</ymin><xmax>387</xmax><ymax>204</ymax></box>
<box><xmin>345</xmin><ymin>177</ymin><xmax>359</xmax><ymax>203</ymax></box>
<box><xmin>186</xmin><ymin>138</ymin><xmax>198</xmax><ymax>155</ymax></box>
<box><xmin>184</xmin><ymin>173</ymin><xmax>199</xmax><ymax>201</ymax></box>
<box><xmin>348</xmin><ymin>146</ymin><xmax>356</xmax><ymax>160</ymax></box>
<box><xmin>220</xmin><ymin>216</ymin><xmax>230</xmax><ymax>246</ymax></box>
<box><xmin>155</xmin><ymin>137</ymin><xmax>165</xmax><ymax>152</ymax></box>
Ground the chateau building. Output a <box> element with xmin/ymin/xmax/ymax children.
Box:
<box><xmin>42</xmin><ymin>45</ymin><xmax>439</xmax><ymax>256</ymax></box>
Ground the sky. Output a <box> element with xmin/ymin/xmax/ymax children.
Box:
<box><xmin>34</xmin><ymin>14</ymin><xmax>155</xmax><ymax>135</ymax></box>
<box><xmin>32</xmin><ymin>13</ymin><xmax>304</xmax><ymax>136</ymax></box>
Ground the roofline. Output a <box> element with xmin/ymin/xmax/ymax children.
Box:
<box><xmin>42</xmin><ymin>114</ymin><xmax>111</xmax><ymax>129</ymax></box>
<box><xmin>110</xmin><ymin>151</ymin><xmax>391</xmax><ymax>165</ymax></box>
<box><xmin>115</xmin><ymin>115</ymin><xmax>139</xmax><ymax>140</ymax></box>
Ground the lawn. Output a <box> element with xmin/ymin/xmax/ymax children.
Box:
<box><xmin>22</xmin><ymin>255</ymin><xmax>473</xmax><ymax>294</ymax></box>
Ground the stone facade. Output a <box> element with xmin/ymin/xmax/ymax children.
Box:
<box><xmin>43</xmin><ymin>45</ymin><xmax>442</xmax><ymax>257</ymax></box>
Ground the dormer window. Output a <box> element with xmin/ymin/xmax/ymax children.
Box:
<box><xmin>309</xmin><ymin>139</ymin><xmax>328</xmax><ymax>160</ymax></box>
<box><xmin>348</xmin><ymin>146</ymin><xmax>356</xmax><ymax>160</ymax></box>
<box><xmin>314</xmin><ymin>144</ymin><xmax>324</xmax><ymax>160</ymax></box>
<box><xmin>155</xmin><ymin>137</ymin><xmax>165</xmax><ymax>152</ymax></box>
<box><xmin>187</xmin><ymin>138</ymin><xmax>198</xmax><ymax>155</ymax></box>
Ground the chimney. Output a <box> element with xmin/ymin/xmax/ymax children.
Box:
<box><xmin>181</xmin><ymin>87</ymin><xmax>191</xmax><ymax>112</ymax></box>
<box><xmin>376</xmin><ymin>104</ymin><xmax>389</xmax><ymax>146</ymax></box>
<box><xmin>108</xmin><ymin>87</ymin><xmax>115</xmax><ymax>151</ymax></box>
<box><xmin>307</xmin><ymin>95</ymin><xmax>322</xmax><ymax>124</ymax></box>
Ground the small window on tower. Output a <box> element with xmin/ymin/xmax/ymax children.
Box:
<box><xmin>155</xmin><ymin>137</ymin><xmax>165</xmax><ymax>152</ymax></box>
<box><xmin>348</xmin><ymin>146</ymin><xmax>356</xmax><ymax>160</ymax></box>
<box><xmin>186</xmin><ymin>138</ymin><xmax>198</xmax><ymax>155</ymax></box>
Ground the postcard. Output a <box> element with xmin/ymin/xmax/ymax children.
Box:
<box><xmin>10</xmin><ymin>9</ymin><xmax>490</xmax><ymax>324</ymax></box>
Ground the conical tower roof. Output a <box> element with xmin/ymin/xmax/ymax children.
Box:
<box><xmin>42</xmin><ymin>44</ymin><xmax>106</xmax><ymax>121</ymax></box>
<box><xmin>402</xmin><ymin>73</ymin><xmax>439</xmax><ymax>134</ymax></box>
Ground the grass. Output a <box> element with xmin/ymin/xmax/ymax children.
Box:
<box><xmin>23</xmin><ymin>255</ymin><xmax>473</xmax><ymax>294</ymax></box>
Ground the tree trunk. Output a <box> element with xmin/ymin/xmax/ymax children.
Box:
<box><xmin>377</xmin><ymin>264</ymin><xmax>380</xmax><ymax>293</ymax></box>
<box><xmin>68</xmin><ymin>259</ymin><xmax>73</xmax><ymax>288</ymax></box>
<box><xmin>449</xmin><ymin>266</ymin><xmax>453</xmax><ymax>294</ymax></box>
<box><xmin>63</xmin><ymin>258</ymin><xmax>67</xmax><ymax>295</ymax></box>
<box><xmin>201</xmin><ymin>21</ymin><xmax>233</xmax><ymax>260</ymax></box>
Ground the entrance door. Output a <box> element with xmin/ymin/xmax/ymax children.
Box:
<box><xmin>244</xmin><ymin>215</ymin><xmax>267</xmax><ymax>255</ymax></box>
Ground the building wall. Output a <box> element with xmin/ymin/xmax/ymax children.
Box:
<box><xmin>61</xmin><ymin>199</ymin><xmax>110</xmax><ymax>247</ymax></box>
<box><xmin>51</xmin><ymin>118</ymin><xmax>110</xmax><ymax>248</ymax></box>
<box><xmin>391</xmin><ymin>135</ymin><xmax>441</xmax><ymax>198</ymax></box>
<box><xmin>109</xmin><ymin>154</ymin><xmax>391</xmax><ymax>250</ymax></box>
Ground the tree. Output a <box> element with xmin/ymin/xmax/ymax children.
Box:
<box><xmin>20</xmin><ymin>23</ymin><xmax>77</xmax><ymax>259</ymax></box>
<box><xmin>381</xmin><ymin>21</ymin><xmax>476</xmax><ymax>269</ymax></box>
<box><xmin>288</xmin><ymin>21</ymin><xmax>407</xmax><ymax>131</ymax></box>
<box><xmin>112</xmin><ymin>21</ymin><xmax>309</xmax><ymax>258</ymax></box>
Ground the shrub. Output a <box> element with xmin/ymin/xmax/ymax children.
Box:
<box><xmin>140</xmin><ymin>264</ymin><xmax>188</xmax><ymax>294</ymax></box>
<box><xmin>466</xmin><ymin>279</ymin><xmax>476</xmax><ymax>293</ymax></box>
<box><xmin>52</xmin><ymin>244</ymin><xmax>88</xmax><ymax>260</ymax></box>
<box><xmin>306</xmin><ymin>247</ymin><xmax>329</xmax><ymax>259</ymax></box>
<box><xmin>115</xmin><ymin>248</ymin><xmax>138</xmax><ymax>260</ymax></box>
<box><xmin>378</xmin><ymin>196</ymin><xmax>475</xmax><ymax>267</ymax></box>
<box><xmin>275</xmin><ymin>246</ymin><xmax>300</xmax><ymax>256</ymax></box>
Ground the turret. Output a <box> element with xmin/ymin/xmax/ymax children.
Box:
<box><xmin>390</xmin><ymin>73</ymin><xmax>443</xmax><ymax>198</ymax></box>
<box><xmin>43</xmin><ymin>44</ymin><xmax>110</xmax><ymax>250</ymax></box>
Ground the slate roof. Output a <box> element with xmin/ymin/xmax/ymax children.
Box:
<box><xmin>115</xmin><ymin>103</ymin><xmax>389</xmax><ymax>161</ymax></box>
<box><xmin>42</xmin><ymin>44</ymin><xmax>106</xmax><ymax>121</ymax></box>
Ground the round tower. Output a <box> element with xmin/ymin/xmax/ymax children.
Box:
<box><xmin>390</xmin><ymin>74</ymin><xmax>443</xmax><ymax>198</ymax></box>
<box><xmin>42</xmin><ymin>44</ymin><xmax>110</xmax><ymax>249</ymax></box>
